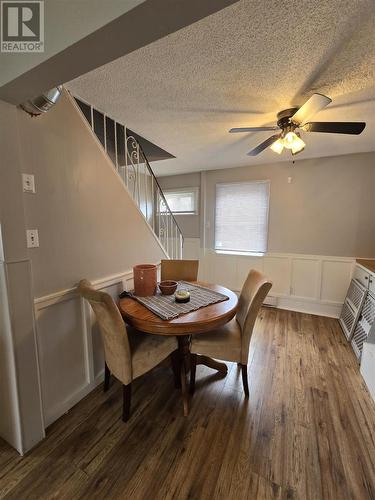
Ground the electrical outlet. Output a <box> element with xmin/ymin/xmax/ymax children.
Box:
<box><xmin>22</xmin><ymin>173</ymin><xmax>36</xmax><ymax>193</ymax></box>
<box><xmin>26</xmin><ymin>229</ymin><xmax>39</xmax><ymax>248</ymax></box>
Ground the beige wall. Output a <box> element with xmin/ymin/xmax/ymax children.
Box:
<box><xmin>160</xmin><ymin>152</ymin><xmax>375</xmax><ymax>258</ymax></box>
<box><xmin>158</xmin><ymin>172</ymin><xmax>201</xmax><ymax>238</ymax></box>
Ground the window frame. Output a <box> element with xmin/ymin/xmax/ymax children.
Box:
<box><xmin>214</xmin><ymin>180</ymin><xmax>270</xmax><ymax>255</ymax></box>
<box><xmin>162</xmin><ymin>187</ymin><xmax>199</xmax><ymax>215</ymax></box>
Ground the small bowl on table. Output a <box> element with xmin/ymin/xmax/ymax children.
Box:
<box><xmin>158</xmin><ymin>280</ymin><xmax>178</xmax><ymax>295</ymax></box>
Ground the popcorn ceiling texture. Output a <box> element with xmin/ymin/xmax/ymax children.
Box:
<box><xmin>68</xmin><ymin>0</ymin><xmax>375</xmax><ymax>175</ymax></box>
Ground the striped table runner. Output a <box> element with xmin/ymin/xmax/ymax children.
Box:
<box><xmin>126</xmin><ymin>281</ymin><xmax>229</xmax><ymax>320</ymax></box>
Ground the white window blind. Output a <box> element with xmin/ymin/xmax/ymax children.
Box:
<box><xmin>162</xmin><ymin>188</ymin><xmax>199</xmax><ymax>214</ymax></box>
<box><xmin>215</xmin><ymin>181</ymin><xmax>270</xmax><ymax>254</ymax></box>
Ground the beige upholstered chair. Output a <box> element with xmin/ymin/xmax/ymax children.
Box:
<box><xmin>161</xmin><ymin>259</ymin><xmax>199</xmax><ymax>282</ymax></box>
<box><xmin>77</xmin><ymin>280</ymin><xmax>178</xmax><ymax>421</ymax></box>
<box><xmin>190</xmin><ymin>270</ymin><xmax>272</xmax><ymax>396</ymax></box>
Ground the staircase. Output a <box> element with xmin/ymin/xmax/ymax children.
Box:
<box><xmin>72</xmin><ymin>93</ymin><xmax>183</xmax><ymax>259</ymax></box>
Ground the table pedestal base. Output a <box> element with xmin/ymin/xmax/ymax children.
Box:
<box><xmin>195</xmin><ymin>354</ymin><xmax>228</xmax><ymax>374</ymax></box>
<box><xmin>177</xmin><ymin>337</ymin><xmax>228</xmax><ymax>416</ymax></box>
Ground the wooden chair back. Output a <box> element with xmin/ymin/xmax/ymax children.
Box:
<box><xmin>160</xmin><ymin>259</ymin><xmax>199</xmax><ymax>282</ymax></box>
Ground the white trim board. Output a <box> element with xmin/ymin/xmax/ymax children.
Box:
<box><xmin>0</xmin><ymin>261</ymin><xmax>23</xmax><ymax>454</ymax></box>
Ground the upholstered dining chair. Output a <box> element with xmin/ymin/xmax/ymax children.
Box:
<box><xmin>160</xmin><ymin>259</ymin><xmax>199</xmax><ymax>282</ymax></box>
<box><xmin>189</xmin><ymin>270</ymin><xmax>272</xmax><ymax>397</ymax></box>
<box><xmin>77</xmin><ymin>279</ymin><xmax>178</xmax><ymax>422</ymax></box>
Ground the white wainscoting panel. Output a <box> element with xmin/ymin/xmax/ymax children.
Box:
<box><xmin>263</xmin><ymin>256</ymin><xmax>291</xmax><ymax>296</ymax></box>
<box><xmin>213</xmin><ymin>253</ymin><xmax>238</xmax><ymax>291</ymax></box>
<box><xmin>35</xmin><ymin>296</ymin><xmax>86</xmax><ymax>426</ymax></box>
<box><xmin>34</xmin><ymin>267</ymin><xmax>144</xmax><ymax>428</ymax></box>
<box><xmin>188</xmin><ymin>240</ymin><xmax>354</xmax><ymax>318</ymax></box>
<box><xmin>320</xmin><ymin>259</ymin><xmax>354</xmax><ymax>303</ymax></box>
<box><xmin>291</xmin><ymin>258</ymin><xmax>320</xmax><ymax>299</ymax></box>
<box><xmin>236</xmin><ymin>255</ymin><xmax>264</xmax><ymax>291</ymax></box>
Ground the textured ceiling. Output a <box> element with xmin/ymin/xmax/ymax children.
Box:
<box><xmin>67</xmin><ymin>0</ymin><xmax>375</xmax><ymax>176</ymax></box>
<box><xmin>0</xmin><ymin>0</ymin><xmax>144</xmax><ymax>87</ymax></box>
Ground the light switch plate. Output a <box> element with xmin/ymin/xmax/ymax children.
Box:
<box><xmin>22</xmin><ymin>173</ymin><xmax>36</xmax><ymax>193</ymax></box>
<box><xmin>26</xmin><ymin>229</ymin><xmax>39</xmax><ymax>248</ymax></box>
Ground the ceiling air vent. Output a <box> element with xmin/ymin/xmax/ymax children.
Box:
<box><xmin>20</xmin><ymin>86</ymin><xmax>62</xmax><ymax>117</ymax></box>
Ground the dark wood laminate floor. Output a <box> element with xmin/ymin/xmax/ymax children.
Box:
<box><xmin>0</xmin><ymin>308</ymin><xmax>375</xmax><ymax>499</ymax></box>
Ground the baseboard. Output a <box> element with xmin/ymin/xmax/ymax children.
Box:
<box><xmin>273</xmin><ymin>296</ymin><xmax>342</xmax><ymax>318</ymax></box>
<box><xmin>232</xmin><ymin>289</ymin><xmax>342</xmax><ymax>318</ymax></box>
<box><xmin>263</xmin><ymin>295</ymin><xmax>277</xmax><ymax>307</ymax></box>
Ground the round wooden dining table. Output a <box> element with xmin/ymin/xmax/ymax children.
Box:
<box><xmin>119</xmin><ymin>282</ymin><xmax>238</xmax><ymax>416</ymax></box>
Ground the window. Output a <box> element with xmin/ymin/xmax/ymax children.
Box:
<box><xmin>162</xmin><ymin>187</ymin><xmax>199</xmax><ymax>215</ymax></box>
<box><xmin>215</xmin><ymin>181</ymin><xmax>270</xmax><ymax>254</ymax></box>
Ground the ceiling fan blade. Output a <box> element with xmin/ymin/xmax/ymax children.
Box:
<box><xmin>302</xmin><ymin>122</ymin><xmax>366</xmax><ymax>135</ymax></box>
<box><xmin>291</xmin><ymin>93</ymin><xmax>332</xmax><ymax>125</ymax></box>
<box><xmin>229</xmin><ymin>126</ymin><xmax>278</xmax><ymax>133</ymax></box>
<box><xmin>247</xmin><ymin>134</ymin><xmax>281</xmax><ymax>156</ymax></box>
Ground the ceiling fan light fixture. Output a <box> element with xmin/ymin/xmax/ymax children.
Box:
<box><xmin>270</xmin><ymin>139</ymin><xmax>284</xmax><ymax>154</ymax></box>
<box><xmin>269</xmin><ymin>132</ymin><xmax>305</xmax><ymax>155</ymax></box>
<box><xmin>283</xmin><ymin>131</ymin><xmax>297</xmax><ymax>149</ymax></box>
<box><xmin>290</xmin><ymin>135</ymin><xmax>305</xmax><ymax>154</ymax></box>
<box><xmin>279</xmin><ymin>131</ymin><xmax>305</xmax><ymax>154</ymax></box>
<box><xmin>291</xmin><ymin>142</ymin><xmax>305</xmax><ymax>155</ymax></box>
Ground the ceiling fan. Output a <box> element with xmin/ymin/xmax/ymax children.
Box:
<box><xmin>229</xmin><ymin>93</ymin><xmax>366</xmax><ymax>156</ymax></box>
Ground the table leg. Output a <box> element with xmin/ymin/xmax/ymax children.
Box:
<box><xmin>195</xmin><ymin>354</ymin><xmax>228</xmax><ymax>375</ymax></box>
<box><xmin>177</xmin><ymin>336</ymin><xmax>190</xmax><ymax>416</ymax></box>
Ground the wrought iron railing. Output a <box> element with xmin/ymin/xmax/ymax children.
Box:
<box><xmin>73</xmin><ymin>95</ymin><xmax>183</xmax><ymax>259</ymax></box>
<box><xmin>124</xmin><ymin>136</ymin><xmax>183</xmax><ymax>259</ymax></box>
